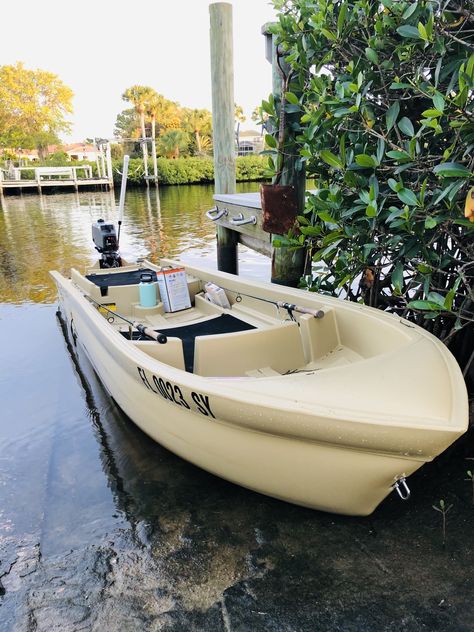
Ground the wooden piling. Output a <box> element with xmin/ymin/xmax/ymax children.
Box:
<box><xmin>209</xmin><ymin>2</ymin><xmax>238</xmax><ymax>275</ymax></box>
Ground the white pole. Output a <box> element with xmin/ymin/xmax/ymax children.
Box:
<box><xmin>100</xmin><ymin>146</ymin><xmax>106</xmax><ymax>181</ymax></box>
<box><xmin>118</xmin><ymin>154</ymin><xmax>129</xmax><ymax>225</ymax></box>
<box><xmin>105</xmin><ymin>142</ymin><xmax>113</xmax><ymax>188</ymax></box>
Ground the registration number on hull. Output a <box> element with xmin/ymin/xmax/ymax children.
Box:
<box><xmin>137</xmin><ymin>367</ymin><xmax>215</xmax><ymax>418</ymax></box>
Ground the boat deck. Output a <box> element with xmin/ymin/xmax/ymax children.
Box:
<box><xmin>79</xmin><ymin>265</ymin><xmax>366</xmax><ymax>378</ymax></box>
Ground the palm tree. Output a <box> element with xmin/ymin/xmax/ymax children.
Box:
<box><xmin>146</xmin><ymin>94</ymin><xmax>181</xmax><ymax>137</ymax></box>
<box><xmin>157</xmin><ymin>129</ymin><xmax>189</xmax><ymax>159</ymax></box>
<box><xmin>145</xmin><ymin>94</ymin><xmax>183</xmax><ymax>181</ymax></box>
<box><xmin>182</xmin><ymin>108</ymin><xmax>212</xmax><ymax>155</ymax></box>
<box><xmin>122</xmin><ymin>85</ymin><xmax>158</xmax><ymax>182</ymax></box>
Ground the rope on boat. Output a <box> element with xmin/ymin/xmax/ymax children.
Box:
<box><xmin>85</xmin><ymin>295</ymin><xmax>168</xmax><ymax>344</ymax></box>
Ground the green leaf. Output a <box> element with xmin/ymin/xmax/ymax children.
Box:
<box><xmin>424</xmin><ymin>217</ymin><xmax>437</xmax><ymax>229</ymax></box>
<box><xmin>422</xmin><ymin>108</ymin><xmax>443</xmax><ymax>118</ymax></box>
<box><xmin>321</xmin><ymin>28</ymin><xmax>337</xmax><ymax>41</ymax></box>
<box><xmin>355</xmin><ymin>154</ymin><xmax>377</xmax><ymax>168</ymax></box>
<box><xmin>319</xmin><ymin>150</ymin><xmax>343</xmax><ymax>169</ymax></box>
<box><xmin>397</xmin><ymin>188</ymin><xmax>418</xmax><ymax>206</ymax></box>
<box><xmin>387</xmin><ymin>150</ymin><xmax>412</xmax><ymax>161</ymax></box>
<box><xmin>402</xmin><ymin>3</ymin><xmax>418</xmax><ymax>19</ymax></box>
<box><xmin>433</xmin><ymin>162</ymin><xmax>471</xmax><ymax>178</ymax></box>
<box><xmin>386</xmin><ymin>101</ymin><xmax>400</xmax><ymax>131</ymax></box>
<box><xmin>391</xmin><ymin>262</ymin><xmax>404</xmax><ymax>293</ymax></box>
<box><xmin>454</xmin><ymin>219</ymin><xmax>474</xmax><ymax>227</ymax></box>
<box><xmin>339</xmin><ymin>134</ymin><xmax>346</xmax><ymax>167</ymax></box>
<box><xmin>365</xmin><ymin>203</ymin><xmax>377</xmax><ymax>217</ymax></box>
<box><xmin>388</xmin><ymin>178</ymin><xmax>398</xmax><ymax>192</ymax></box>
<box><xmin>417</xmin><ymin>264</ymin><xmax>431</xmax><ymax>274</ymax></box>
<box><xmin>337</xmin><ymin>1</ymin><xmax>347</xmax><ymax>35</ymax></box>
<box><xmin>317</xmin><ymin>211</ymin><xmax>337</xmax><ymax>223</ymax></box>
<box><xmin>466</xmin><ymin>53</ymin><xmax>474</xmax><ymax>80</ymax></box>
<box><xmin>376</xmin><ymin>138</ymin><xmax>385</xmax><ymax>164</ymax></box>
<box><xmin>408</xmin><ymin>300</ymin><xmax>443</xmax><ymax>311</ymax></box>
<box><xmin>427</xmin><ymin>292</ymin><xmax>446</xmax><ymax>307</ymax></box>
<box><xmin>432</xmin><ymin>182</ymin><xmax>456</xmax><ymax>206</ymax></box>
<box><xmin>445</xmin><ymin>287</ymin><xmax>456</xmax><ymax>311</ymax></box>
<box><xmin>397</xmin><ymin>25</ymin><xmax>422</xmax><ymax>39</ymax></box>
<box><xmin>432</xmin><ymin>93</ymin><xmax>445</xmax><ymax>112</ymax></box>
<box><xmin>333</xmin><ymin>107</ymin><xmax>353</xmax><ymax>118</ymax></box>
<box><xmin>417</xmin><ymin>22</ymin><xmax>428</xmax><ymax>42</ymax></box>
<box><xmin>362</xmin><ymin>244</ymin><xmax>377</xmax><ymax>261</ymax></box>
<box><xmin>261</xmin><ymin>100</ymin><xmax>273</xmax><ymax>115</ymax></box>
<box><xmin>398</xmin><ymin>117</ymin><xmax>415</xmax><ymax>137</ymax></box>
<box><xmin>426</xmin><ymin>13</ymin><xmax>434</xmax><ymax>39</ymax></box>
<box><xmin>285</xmin><ymin>92</ymin><xmax>299</xmax><ymax>105</ymax></box>
<box><xmin>390</xmin><ymin>82</ymin><xmax>413</xmax><ymax>90</ymax></box>
<box><xmin>365</xmin><ymin>47</ymin><xmax>379</xmax><ymax>64</ymax></box>
<box><xmin>359</xmin><ymin>190</ymin><xmax>371</xmax><ymax>204</ymax></box>
<box><xmin>265</xmin><ymin>134</ymin><xmax>277</xmax><ymax>149</ymax></box>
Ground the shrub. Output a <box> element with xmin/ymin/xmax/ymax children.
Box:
<box><xmin>266</xmin><ymin>0</ymin><xmax>473</xmax><ymax>377</ymax></box>
<box><xmin>112</xmin><ymin>155</ymin><xmax>268</xmax><ymax>186</ymax></box>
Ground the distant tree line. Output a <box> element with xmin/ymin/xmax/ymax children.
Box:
<box><xmin>115</xmin><ymin>84</ymin><xmax>250</xmax><ymax>160</ymax></box>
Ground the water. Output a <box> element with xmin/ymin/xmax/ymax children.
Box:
<box><xmin>0</xmin><ymin>186</ymin><xmax>473</xmax><ymax>631</ymax></box>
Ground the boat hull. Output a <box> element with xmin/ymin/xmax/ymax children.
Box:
<box><xmin>53</xmin><ymin>273</ymin><xmax>462</xmax><ymax>516</ymax></box>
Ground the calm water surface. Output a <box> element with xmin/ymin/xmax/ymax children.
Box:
<box><xmin>0</xmin><ymin>185</ymin><xmax>472</xmax><ymax>631</ymax></box>
<box><xmin>0</xmin><ymin>184</ymin><xmax>268</xmax><ymax>543</ymax></box>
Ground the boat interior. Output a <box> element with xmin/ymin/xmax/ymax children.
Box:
<box><xmin>70</xmin><ymin>263</ymin><xmax>412</xmax><ymax>378</ymax></box>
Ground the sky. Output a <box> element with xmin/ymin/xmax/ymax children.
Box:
<box><xmin>0</xmin><ymin>0</ymin><xmax>278</xmax><ymax>143</ymax></box>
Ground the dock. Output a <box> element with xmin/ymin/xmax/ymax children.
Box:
<box><xmin>0</xmin><ymin>142</ymin><xmax>115</xmax><ymax>195</ymax></box>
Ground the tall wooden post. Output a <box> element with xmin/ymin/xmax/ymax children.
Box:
<box><xmin>264</xmin><ymin>27</ymin><xmax>307</xmax><ymax>287</ymax></box>
<box><xmin>210</xmin><ymin>2</ymin><xmax>238</xmax><ymax>274</ymax></box>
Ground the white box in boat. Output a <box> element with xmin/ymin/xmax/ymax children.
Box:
<box><xmin>156</xmin><ymin>267</ymin><xmax>191</xmax><ymax>312</ymax></box>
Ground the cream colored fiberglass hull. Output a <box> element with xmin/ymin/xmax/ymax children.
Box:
<box><xmin>50</xmin><ymin>260</ymin><xmax>468</xmax><ymax>516</ymax></box>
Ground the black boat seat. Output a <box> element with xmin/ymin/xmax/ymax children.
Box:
<box><xmin>86</xmin><ymin>268</ymin><xmax>157</xmax><ymax>288</ymax></box>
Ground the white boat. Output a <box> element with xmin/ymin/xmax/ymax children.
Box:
<box><xmin>50</xmin><ymin>257</ymin><xmax>469</xmax><ymax>516</ymax></box>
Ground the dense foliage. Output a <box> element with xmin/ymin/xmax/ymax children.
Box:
<box><xmin>0</xmin><ymin>62</ymin><xmax>73</xmax><ymax>153</ymax></box>
<box><xmin>111</xmin><ymin>155</ymin><xmax>268</xmax><ymax>186</ymax></box>
<box><xmin>265</xmin><ymin>0</ymin><xmax>473</xmax><ymax>371</ymax></box>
